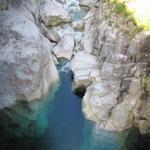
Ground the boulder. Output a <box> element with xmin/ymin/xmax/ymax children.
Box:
<box><xmin>71</xmin><ymin>51</ymin><xmax>100</xmax><ymax>89</ymax></box>
<box><xmin>53</xmin><ymin>34</ymin><xmax>74</xmax><ymax>60</ymax></box>
<box><xmin>82</xmin><ymin>81</ymin><xmax>119</xmax><ymax>123</ymax></box>
<box><xmin>110</xmin><ymin>100</ymin><xmax>134</xmax><ymax>131</ymax></box>
<box><xmin>40</xmin><ymin>1</ymin><xmax>70</xmax><ymax>27</ymax></box>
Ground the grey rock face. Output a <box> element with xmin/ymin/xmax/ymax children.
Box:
<box><xmin>71</xmin><ymin>1</ymin><xmax>150</xmax><ymax>134</ymax></box>
<box><xmin>0</xmin><ymin>0</ymin><xmax>59</xmax><ymax>109</ymax></box>
<box><xmin>53</xmin><ymin>34</ymin><xmax>74</xmax><ymax>60</ymax></box>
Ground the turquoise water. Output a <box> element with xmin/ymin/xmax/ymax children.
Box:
<box><xmin>0</xmin><ymin>64</ymin><xmax>140</xmax><ymax>150</ymax></box>
<box><xmin>69</xmin><ymin>9</ymin><xmax>87</xmax><ymax>21</ymax></box>
<box><xmin>46</xmin><ymin>64</ymin><xmax>121</xmax><ymax>150</ymax></box>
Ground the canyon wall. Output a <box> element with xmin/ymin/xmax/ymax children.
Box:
<box><xmin>0</xmin><ymin>0</ymin><xmax>59</xmax><ymax>109</ymax></box>
<box><xmin>71</xmin><ymin>0</ymin><xmax>150</xmax><ymax>136</ymax></box>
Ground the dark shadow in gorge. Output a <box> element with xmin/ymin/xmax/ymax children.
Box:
<box><xmin>140</xmin><ymin>133</ymin><xmax>150</xmax><ymax>150</ymax></box>
<box><xmin>74</xmin><ymin>86</ymin><xmax>86</xmax><ymax>98</ymax></box>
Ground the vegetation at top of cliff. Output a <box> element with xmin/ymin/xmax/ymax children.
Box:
<box><xmin>143</xmin><ymin>76</ymin><xmax>150</xmax><ymax>96</ymax></box>
<box><xmin>110</xmin><ymin>0</ymin><xmax>150</xmax><ymax>31</ymax></box>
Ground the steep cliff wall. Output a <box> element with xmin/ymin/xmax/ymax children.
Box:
<box><xmin>71</xmin><ymin>0</ymin><xmax>150</xmax><ymax>136</ymax></box>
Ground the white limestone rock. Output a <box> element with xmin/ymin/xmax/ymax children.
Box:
<box><xmin>0</xmin><ymin>10</ymin><xmax>59</xmax><ymax>109</ymax></box>
<box><xmin>82</xmin><ymin>81</ymin><xmax>119</xmax><ymax>122</ymax></box>
<box><xmin>53</xmin><ymin>34</ymin><xmax>74</xmax><ymax>60</ymax></box>
<box><xmin>71</xmin><ymin>51</ymin><xmax>100</xmax><ymax>89</ymax></box>
<box><xmin>47</xmin><ymin>30</ymin><xmax>60</xmax><ymax>43</ymax></box>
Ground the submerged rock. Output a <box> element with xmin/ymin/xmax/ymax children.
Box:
<box><xmin>53</xmin><ymin>34</ymin><xmax>74</xmax><ymax>60</ymax></box>
<box><xmin>40</xmin><ymin>1</ymin><xmax>70</xmax><ymax>27</ymax></box>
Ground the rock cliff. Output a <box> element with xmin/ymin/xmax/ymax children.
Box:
<box><xmin>0</xmin><ymin>0</ymin><xmax>59</xmax><ymax>108</ymax></box>
<box><xmin>71</xmin><ymin>0</ymin><xmax>150</xmax><ymax>136</ymax></box>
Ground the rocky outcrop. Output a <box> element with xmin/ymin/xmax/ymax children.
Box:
<box><xmin>71</xmin><ymin>0</ymin><xmax>150</xmax><ymax>135</ymax></box>
<box><xmin>0</xmin><ymin>0</ymin><xmax>59</xmax><ymax>109</ymax></box>
<box><xmin>71</xmin><ymin>51</ymin><xmax>100</xmax><ymax>89</ymax></box>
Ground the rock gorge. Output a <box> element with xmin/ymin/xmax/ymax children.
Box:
<box><xmin>0</xmin><ymin>0</ymin><xmax>150</xmax><ymax>149</ymax></box>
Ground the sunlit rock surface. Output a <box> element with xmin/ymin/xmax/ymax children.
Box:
<box><xmin>71</xmin><ymin>51</ymin><xmax>100</xmax><ymax>89</ymax></box>
<box><xmin>53</xmin><ymin>34</ymin><xmax>74</xmax><ymax>60</ymax></box>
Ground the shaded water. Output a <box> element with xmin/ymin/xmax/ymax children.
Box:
<box><xmin>0</xmin><ymin>63</ymin><xmax>140</xmax><ymax>150</ymax></box>
<box><xmin>46</xmin><ymin>63</ymin><xmax>121</xmax><ymax>150</ymax></box>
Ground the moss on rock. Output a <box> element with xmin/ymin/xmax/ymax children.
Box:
<box><xmin>144</xmin><ymin>76</ymin><xmax>150</xmax><ymax>95</ymax></box>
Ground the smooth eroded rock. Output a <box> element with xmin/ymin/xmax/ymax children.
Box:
<box><xmin>0</xmin><ymin>10</ymin><xmax>59</xmax><ymax>109</ymax></box>
<box><xmin>53</xmin><ymin>34</ymin><xmax>74</xmax><ymax>60</ymax></box>
<box><xmin>71</xmin><ymin>51</ymin><xmax>100</xmax><ymax>89</ymax></box>
<box><xmin>82</xmin><ymin>81</ymin><xmax>119</xmax><ymax>123</ymax></box>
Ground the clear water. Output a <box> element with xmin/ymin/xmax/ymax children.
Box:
<box><xmin>64</xmin><ymin>0</ymin><xmax>87</xmax><ymax>21</ymax></box>
<box><xmin>46</xmin><ymin>64</ymin><xmax>121</xmax><ymax>150</ymax></box>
